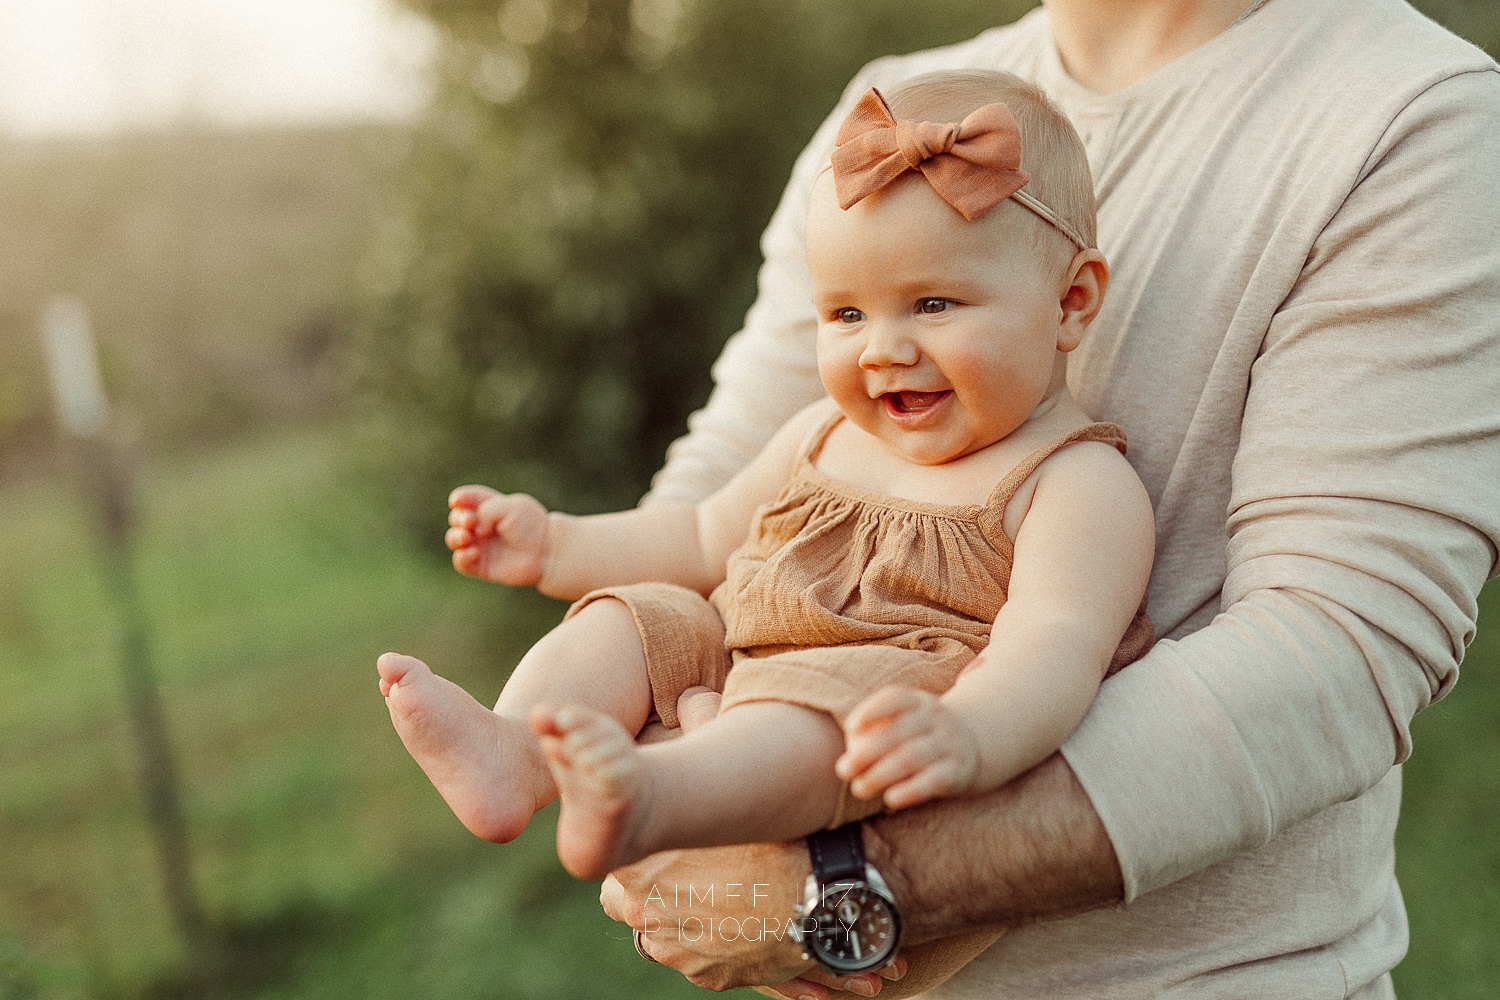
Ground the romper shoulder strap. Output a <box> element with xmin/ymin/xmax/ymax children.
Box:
<box><xmin>798</xmin><ymin>405</ymin><xmax>847</xmax><ymax>465</ymax></box>
<box><xmin>979</xmin><ymin>422</ymin><xmax>1129</xmax><ymax>533</ymax></box>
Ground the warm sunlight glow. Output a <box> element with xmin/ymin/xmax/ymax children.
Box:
<box><xmin>0</xmin><ymin>0</ymin><xmax>436</xmax><ymax>136</ymax></box>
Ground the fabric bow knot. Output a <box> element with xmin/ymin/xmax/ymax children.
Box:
<box><xmin>831</xmin><ymin>87</ymin><xmax>1030</xmax><ymax>222</ymax></box>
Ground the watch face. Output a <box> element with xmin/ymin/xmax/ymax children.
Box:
<box><xmin>806</xmin><ymin>882</ymin><xmax>902</xmax><ymax>974</ymax></box>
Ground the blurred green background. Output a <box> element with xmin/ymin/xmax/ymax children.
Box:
<box><xmin>2</xmin><ymin>2</ymin><xmax>1497</xmax><ymax>998</ymax></box>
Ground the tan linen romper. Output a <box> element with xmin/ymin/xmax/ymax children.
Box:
<box><xmin>568</xmin><ymin>413</ymin><xmax>1153</xmax><ymax>996</ymax></box>
<box><xmin>568</xmin><ymin>411</ymin><xmax>1152</xmax><ymax>758</ymax></box>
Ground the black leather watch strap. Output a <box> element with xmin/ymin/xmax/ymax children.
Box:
<box><xmin>807</xmin><ymin>822</ymin><xmax>865</xmax><ymax>883</ymax></box>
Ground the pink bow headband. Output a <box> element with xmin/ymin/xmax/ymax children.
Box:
<box><xmin>830</xmin><ymin>87</ymin><xmax>1088</xmax><ymax>249</ymax></box>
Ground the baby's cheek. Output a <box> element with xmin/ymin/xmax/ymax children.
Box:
<box><xmin>817</xmin><ymin>344</ymin><xmax>867</xmax><ymax>397</ymax></box>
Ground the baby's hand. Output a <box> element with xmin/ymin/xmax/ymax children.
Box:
<box><xmin>836</xmin><ymin>686</ymin><xmax>980</xmax><ymax>811</ymax></box>
<box><xmin>446</xmin><ymin>485</ymin><xmax>548</xmax><ymax>587</ymax></box>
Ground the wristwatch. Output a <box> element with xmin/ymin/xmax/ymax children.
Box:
<box><xmin>792</xmin><ymin>822</ymin><xmax>903</xmax><ymax>975</ymax></box>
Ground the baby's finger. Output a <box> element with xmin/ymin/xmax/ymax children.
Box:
<box><xmin>675</xmin><ymin>687</ymin><xmax>722</xmax><ymax>731</ymax></box>
<box><xmin>445</xmin><ymin>526</ymin><xmax>475</xmax><ymax>552</ymax></box>
<box><xmin>844</xmin><ymin>686</ymin><xmax>925</xmax><ymax>734</ymax></box>
<box><xmin>881</xmin><ymin>760</ymin><xmax>966</xmax><ymax>811</ymax></box>
<box><xmin>876</xmin><ymin>758</ymin><xmax>972</xmax><ymax>815</ymax></box>
<box><xmin>848</xmin><ymin>733</ymin><xmax>953</xmax><ymax>798</ymax></box>
<box><xmin>448</xmin><ymin>484</ymin><xmax>495</xmax><ymax>509</ymax></box>
<box><xmin>836</xmin><ymin>722</ymin><xmax>910</xmax><ymax>780</ymax></box>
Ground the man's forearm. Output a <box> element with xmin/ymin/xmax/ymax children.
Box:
<box><xmin>864</xmin><ymin>753</ymin><xmax>1123</xmax><ymax>942</ymax></box>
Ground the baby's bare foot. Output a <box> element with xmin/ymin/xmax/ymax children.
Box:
<box><xmin>378</xmin><ymin>652</ymin><xmax>553</xmax><ymax>843</ymax></box>
<box><xmin>531</xmin><ymin>704</ymin><xmax>655</xmax><ymax>880</ymax></box>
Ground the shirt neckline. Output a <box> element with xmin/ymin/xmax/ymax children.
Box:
<box><xmin>1030</xmin><ymin>0</ymin><xmax>1301</xmax><ymax>110</ymax></box>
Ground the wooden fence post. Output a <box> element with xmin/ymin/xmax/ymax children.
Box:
<box><xmin>40</xmin><ymin>296</ymin><xmax>207</xmax><ymax>946</ymax></box>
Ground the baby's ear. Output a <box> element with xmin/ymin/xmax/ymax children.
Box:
<box><xmin>1057</xmin><ymin>248</ymin><xmax>1108</xmax><ymax>352</ymax></box>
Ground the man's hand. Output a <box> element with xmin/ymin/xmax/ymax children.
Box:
<box><xmin>603</xmin><ymin>687</ymin><xmax>906</xmax><ymax>998</ymax></box>
<box><xmin>601</xmin><ymin>842</ymin><xmax>806</xmax><ymax>991</ymax></box>
<box><xmin>602</xmin><ymin>844</ymin><xmax>904</xmax><ymax>998</ymax></box>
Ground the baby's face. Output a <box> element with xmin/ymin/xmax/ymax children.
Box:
<box><xmin>806</xmin><ymin>170</ymin><xmax>1070</xmax><ymax>466</ymax></box>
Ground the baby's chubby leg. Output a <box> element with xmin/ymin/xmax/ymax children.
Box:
<box><xmin>533</xmin><ymin>699</ymin><xmax>847</xmax><ymax>881</ymax></box>
<box><xmin>379</xmin><ymin>597</ymin><xmax>654</xmax><ymax>844</ymax></box>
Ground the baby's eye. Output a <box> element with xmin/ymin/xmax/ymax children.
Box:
<box><xmin>916</xmin><ymin>298</ymin><xmax>954</xmax><ymax>315</ymax></box>
<box><xmin>834</xmin><ymin>307</ymin><xmax>865</xmax><ymax>324</ymax></box>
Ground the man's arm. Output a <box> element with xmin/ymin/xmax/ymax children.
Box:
<box><xmin>866</xmin><ymin>755</ymin><xmax>1122</xmax><ymax>940</ymax></box>
<box><xmin>599</xmin><ymin>753</ymin><xmax>1118</xmax><ymax>996</ymax></box>
<box><xmin>1065</xmin><ymin>68</ymin><xmax>1500</xmax><ymax>900</ymax></box>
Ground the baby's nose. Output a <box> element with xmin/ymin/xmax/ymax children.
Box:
<box><xmin>858</xmin><ymin>324</ymin><xmax>920</xmax><ymax>369</ymax></box>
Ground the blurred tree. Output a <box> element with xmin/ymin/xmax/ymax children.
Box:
<box><xmin>1411</xmin><ymin>0</ymin><xmax>1499</xmax><ymax>54</ymax></box>
<box><xmin>352</xmin><ymin>0</ymin><xmax>1030</xmax><ymax>534</ymax></box>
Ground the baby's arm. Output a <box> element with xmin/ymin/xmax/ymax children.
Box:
<box><xmin>445</xmin><ymin>485</ymin><xmax>709</xmax><ymax>596</ymax></box>
<box><xmin>449</xmin><ymin>401</ymin><xmax>834</xmax><ymax>603</ymax></box>
<box><xmin>839</xmin><ymin>440</ymin><xmax>1155</xmax><ymax>810</ymax></box>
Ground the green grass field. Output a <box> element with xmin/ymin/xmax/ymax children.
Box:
<box><xmin>1</xmin><ymin>422</ymin><xmax>1496</xmax><ymax>999</ymax></box>
<box><xmin>0</xmin><ymin>424</ymin><xmax>707</xmax><ymax>1000</ymax></box>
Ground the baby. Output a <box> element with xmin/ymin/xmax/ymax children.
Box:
<box><xmin>379</xmin><ymin>69</ymin><xmax>1152</xmax><ymax>912</ymax></box>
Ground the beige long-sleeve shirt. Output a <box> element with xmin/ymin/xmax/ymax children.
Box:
<box><xmin>647</xmin><ymin>1</ymin><xmax>1500</xmax><ymax>995</ymax></box>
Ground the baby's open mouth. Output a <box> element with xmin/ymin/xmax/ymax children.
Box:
<box><xmin>884</xmin><ymin>390</ymin><xmax>951</xmax><ymax>413</ymax></box>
